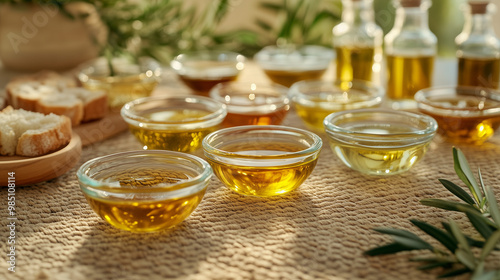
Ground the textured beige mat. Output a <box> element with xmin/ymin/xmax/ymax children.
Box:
<box><xmin>1</xmin><ymin>109</ymin><xmax>500</xmax><ymax>280</ymax></box>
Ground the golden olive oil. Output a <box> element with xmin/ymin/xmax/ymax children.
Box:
<box><xmin>84</xmin><ymin>168</ymin><xmax>205</xmax><ymax>232</ymax></box>
<box><xmin>129</xmin><ymin>109</ymin><xmax>217</xmax><ymax>152</ymax></box>
<box><xmin>329</xmin><ymin>125</ymin><xmax>430</xmax><ymax>175</ymax></box>
<box><xmin>83</xmin><ymin>74</ymin><xmax>158</xmax><ymax>109</ymax></box>
<box><xmin>294</xmin><ymin>90</ymin><xmax>379</xmax><ymax>131</ymax></box>
<box><xmin>386</xmin><ymin>55</ymin><xmax>434</xmax><ymax>100</ymax></box>
<box><xmin>335</xmin><ymin>46</ymin><xmax>375</xmax><ymax>82</ymax></box>
<box><xmin>222</xmin><ymin>107</ymin><xmax>288</xmax><ymax>127</ymax></box>
<box><xmin>209</xmin><ymin>142</ymin><xmax>318</xmax><ymax>197</ymax></box>
<box><xmin>458</xmin><ymin>56</ymin><xmax>500</xmax><ymax>89</ymax></box>
<box><xmin>263</xmin><ymin>69</ymin><xmax>327</xmax><ymax>87</ymax></box>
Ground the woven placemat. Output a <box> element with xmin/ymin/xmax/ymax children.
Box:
<box><xmin>1</xmin><ymin>109</ymin><xmax>500</xmax><ymax>280</ymax></box>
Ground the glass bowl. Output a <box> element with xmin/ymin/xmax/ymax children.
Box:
<box><xmin>324</xmin><ymin>109</ymin><xmax>437</xmax><ymax>175</ymax></box>
<box><xmin>170</xmin><ymin>50</ymin><xmax>246</xmax><ymax>95</ymax></box>
<box><xmin>289</xmin><ymin>80</ymin><xmax>384</xmax><ymax>131</ymax></box>
<box><xmin>76</xmin><ymin>150</ymin><xmax>212</xmax><ymax>233</ymax></box>
<box><xmin>203</xmin><ymin>125</ymin><xmax>322</xmax><ymax>197</ymax></box>
<box><xmin>209</xmin><ymin>81</ymin><xmax>290</xmax><ymax>127</ymax></box>
<box><xmin>254</xmin><ymin>45</ymin><xmax>334</xmax><ymax>87</ymax></box>
<box><xmin>121</xmin><ymin>96</ymin><xmax>227</xmax><ymax>152</ymax></box>
<box><xmin>78</xmin><ymin>57</ymin><xmax>161</xmax><ymax>109</ymax></box>
<box><xmin>415</xmin><ymin>86</ymin><xmax>500</xmax><ymax>144</ymax></box>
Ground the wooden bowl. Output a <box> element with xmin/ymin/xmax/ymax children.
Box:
<box><xmin>0</xmin><ymin>133</ymin><xmax>82</xmax><ymax>186</ymax></box>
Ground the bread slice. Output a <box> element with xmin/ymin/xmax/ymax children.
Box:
<box><xmin>65</xmin><ymin>88</ymin><xmax>107</xmax><ymax>122</ymax></box>
<box><xmin>36</xmin><ymin>93</ymin><xmax>84</xmax><ymax>126</ymax></box>
<box><xmin>6</xmin><ymin>71</ymin><xmax>107</xmax><ymax>125</ymax></box>
<box><xmin>0</xmin><ymin>106</ymin><xmax>72</xmax><ymax>157</ymax></box>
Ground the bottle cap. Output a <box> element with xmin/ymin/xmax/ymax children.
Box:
<box><xmin>399</xmin><ymin>0</ymin><xmax>422</xmax><ymax>8</ymax></box>
<box><xmin>468</xmin><ymin>1</ymin><xmax>489</xmax><ymax>14</ymax></box>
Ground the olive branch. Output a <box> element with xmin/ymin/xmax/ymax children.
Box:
<box><xmin>366</xmin><ymin>147</ymin><xmax>500</xmax><ymax>279</ymax></box>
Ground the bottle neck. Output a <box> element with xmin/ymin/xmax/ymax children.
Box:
<box><xmin>393</xmin><ymin>6</ymin><xmax>430</xmax><ymax>31</ymax></box>
<box><xmin>464</xmin><ymin>12</ymin><xmax>495</xmax><ymax>36</ymax></box>
<box><xmin>341</xmin><ymin>0</ymin><xmax>374</xmax><ymax>25</ymax></box>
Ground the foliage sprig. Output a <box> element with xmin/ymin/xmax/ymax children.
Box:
<box><xmin>366</xmin><ymin>148</ymin><xmax>500</xmax><ymax>279</ymax></box>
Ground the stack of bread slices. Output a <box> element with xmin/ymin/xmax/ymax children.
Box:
<box><xmin>5</xmin><ymin>71</ymin><xmax>107</xmax><ymax>126</ymax></box>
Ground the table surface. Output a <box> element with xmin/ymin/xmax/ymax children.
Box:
<box><xmin>1</xmin><ymin>59</ymin><xmax>500</xmax><ymax>280</ymax></box>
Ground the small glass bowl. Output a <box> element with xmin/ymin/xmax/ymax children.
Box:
<box><xmin>170</xmin><ymin>50</ymin><xmax>246</xmax><ymax>95</ymax></box>
<box><xmin>415</xmin><ymin>86</ymin><xmax>500</xmax><ymax>144</ymax></box>
<box><xmin>76</xmin><ymin>150</ymin><xmax>212</xmax><ymax>233</ymax></box>
<box><xmin>78</xmin><ymin>57</ymin><xmax>161</xmax><ymax>109</ymax></box>
<box><xmin>324</xmin><ymin>109</ymin><xmax>437</xmax><ymax>175</ymax></box>
<box><xmin>203</xmin><ymin>125</ymin><xmax>322</xmax><ymax>197</ymax></box>
<box><xmin>254</xmin><ymin>45</ymin><xmax>334</xmax><ymax>87</ymax></box>
<box><xmin>289</xmin><ymin>80</ymin><xmax>384</xmax><ymax>131</ymax></box>
<box><xmin>209</xmin><ymin>81</ymin><xmax>290</xmax><ymax>127</ymax></box>
<box><xmin>121</xmin><ymin>96</ymin><xmax>227</xmax><ymax>152</ymax></box>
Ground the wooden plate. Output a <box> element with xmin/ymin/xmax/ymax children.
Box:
<box><xmin>0</xmin><ymin>134</ymin><xmax>82</xmax><ymax>186</ymax></box>
<box><xmin>73</xmin><ymin>111</ymin><xmax>128</xmax><ymax>146</ymax></box>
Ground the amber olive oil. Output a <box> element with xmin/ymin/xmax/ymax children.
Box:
<box><xmin>335</xmin><ymin>46</ymin><xmax>375</xmax><ymax>83</ymax></box>
<box><xmin>328</xmin><ymin>124</ymin><xmax>430</xmax><ymax>175</ymax></box>
<box><xmin>208</xmin><ymin>142</ymin><xmax>318</xmax><ymax>197</ymax></box>
<box><xmin>128</xmin><ymin>109</ymin><xmax>217</xmax><ymax>152</ymax></box>
<box><xmin>386</xmin><ymin>55</ymin><xmax>434</xmax><ymax>100</ymax></box>
<box><xmin>419</xmin><ymin>96</ymin><xmax>500</xmax><ymax>144</ymax></box>
<box><xmin>458</xmin><ymin>57</ymin><xmax>500</xmax><ymax>89</ymax></box>
<box><xmin>84</xmin><ymin>168</ymin><xmax>205</xmax><ymax>233</ymax></box>
<box><xmin>263</xmin><ymin>69</ymin><xmax>327</xmax><ymax>87</ymax></box>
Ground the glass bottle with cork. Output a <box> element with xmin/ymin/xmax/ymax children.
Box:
<box><xmin>384</xmin><ymin>0</ymin><xmax>437</xmax><ymax>108</ymax></box>
<box><xmin>332</xmin><ymin>0</ymin><xmax>383</xmax><ymax>87</ymax></box>
<box><xmin>456</xmin><ymin>0</ymin><xmax>500</xmax><ymax>89</ymax></box>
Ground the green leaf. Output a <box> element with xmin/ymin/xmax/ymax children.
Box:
<box><xmin>421</xmin><ymin>198</ymin><xmax>478</xmax><ymax>213</ymax></box>
<box><xmin>453</xmin><ymin>147</ymin><xmax>483</xmax><ymax>204</ymax></box>
<box><xmin>410</xmin><ymin>219</ymin><xmax>457</xmax><ymax>253</ymax></box>
<box><xmin>472</xmin><ymin>270</ymin><xmax>498</xmax><ymax>280</ymax></box>
<box><xmin>439</xmin><ymin>179</ymin><xmax>476</xmax><ymax>205</ymax></box>
<box><xmin>466</xmin><ymin>211</ymin><xmax>495</xmax><ymax>240</ymax></box>
<box><xmin>373</xmin><ymin>227</ymin><xmax>422</xmax><ymax>240</ymax></box>
<box><xmin>450</xmin><ymin>220</ymin><xmax>472</xmax><ymax>254</ymax></box>
<box><xmin>260</xmin><ymin>2</ymin><xmax>284</xmax><ymax>11</ymax></box>
<box><xmin>480</xmin><ymin>230</ymin><xmax>500</xmax><ymax>261</ymax></box>
<box><xmin>417</xmin><ymin>261</ymin><xmax>454</xmax><ymax>270</ymax></box>
<box><xmin>364</xmin><ymin>242</ymin><xmax>413</xmax><ymax>256</ymax></box>
<box><xmin>484</xmin><ymin>185</ymin><xmax>500</xmax><ymax>227</ymax></box>
<box><xmin>442</xmin><ymin>222</ymin><xmax>485</xmax><ymax>248</ymax></box>
<box><xmin>456</xmin><ymin>248</ymin><xmax>477</xmax><ymax>270</ymax></box>
<box><xmin>392</xmin><ymin>235</ymin><xmax>434</xmax><ymax>251</ymax></box>
<box><xmin>437</xmin><ymin>267</ymin><xmax>471</xmax><ymax>278</ymax></box>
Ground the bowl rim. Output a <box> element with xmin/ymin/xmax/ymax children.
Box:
<box><xmin>253</xmin><ymin>45</ymin><xmax>334</xmax><ymax>69</ymax></box>
<box><xmin>209</xmin><ymin>81</ymin><xmax>290</xmax><ymax>108</ymax></box>
<box><xmin>289</xmin><ymin>79</ymin><xmax>385</xmax><ymax>108</ymax></box>
<box><xmin>76</xmin><ymin>150</ymin><xmax>212</xmax><ymax>194</ymax></box>
<box><xmin>171</xmin><ymin>50</ymin><xmax>246</xmax><ymax>63</ymax></box>
<box><xmin>202</xmin><ymin>125</ymin><xmax>322</xmax><ymax>160</ymax></box>
<box><xmin>120</xmin><ymin>95</ymin><xmax>227</xmax><ymax>127</ymax></box>
<box><xmin>78</xmin><ymin>56</ymin><xmax>162</xmax><ymax>80</ymax></box>
<box><xmin>414</xmin><ymin>86</ymin><xmax>500</xmax><ymax>116</ymax></box>
<box><xmin>323</xmin><ymin>108</ymin><xmax>438</xmax><ymax>137</ymax></box>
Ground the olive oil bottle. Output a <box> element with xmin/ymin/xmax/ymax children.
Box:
<box><xmin>384</xmin><ymin>0</ymin><xmax>437</xmax><ymax>107</ymax></box>
<box><xmin>456</xmin><ymin>1</ymin><xmax>500</xmax><ymax>89</ymax></box>
<box><xmin>332</xmin><ymin>0</ymin><xmax>383</xmax><ymax>84</ymax></box>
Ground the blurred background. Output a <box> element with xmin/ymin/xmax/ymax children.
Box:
<box><xmin>1</xmin><ymin>0</ymin><xmax>499</xmax><ymax>71</ymax></box>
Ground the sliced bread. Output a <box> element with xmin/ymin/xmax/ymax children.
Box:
<box><xmin>6</xmin><ymin>71</ymin><xmax>107</xmax><ymax>125</ymax></box>
<box><xmin>0</xmin><ymin>106</ymin><xmax>72</xmax><ymax>157</ymax></box>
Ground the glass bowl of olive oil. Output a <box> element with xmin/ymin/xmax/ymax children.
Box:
<box><xmin>76</xmin><ymin>150</ymin><xmax>212</xmax><ymax>233</ymax></box>
<box><xmin>289</xmin><ymin>80</ymin><xmax>384</xmax><ymax>132</ymax></box>
<box><xmin>415</xmin><ymin>86</ymin><xmax>500</xmax><ymax>144</ymax></box>
<box><xmin>121</xmin><ymin>96</ymin><xmax>227</xmax><ymax>152</ymax></box>
<box><xmin>78</xmin><ymin>57</ymin><xmax>162</xmax><ymax>110</ymax></box>
<box><xmin>203</xmin><ymin>125</ymin><xmax>322</xmax><ymax>197</ymax></box>
<box><xmin>209</xmin><ymin>81</ymin><xmax>290</xmax><ymax>127</ymax></box>
<box><xmin>170</xmin><ymin>50</ymin><xmax>246</xmax><ymax>95</ymax></box>
<box><xmin>324</xmin><ymin>109</ymin><xmax>437</xmax><ymax>175</ymax></box>
<box><xmin>254</xmin><ymin>45</ymin><xmax>334</xmax><ymax>87</ymax></box>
